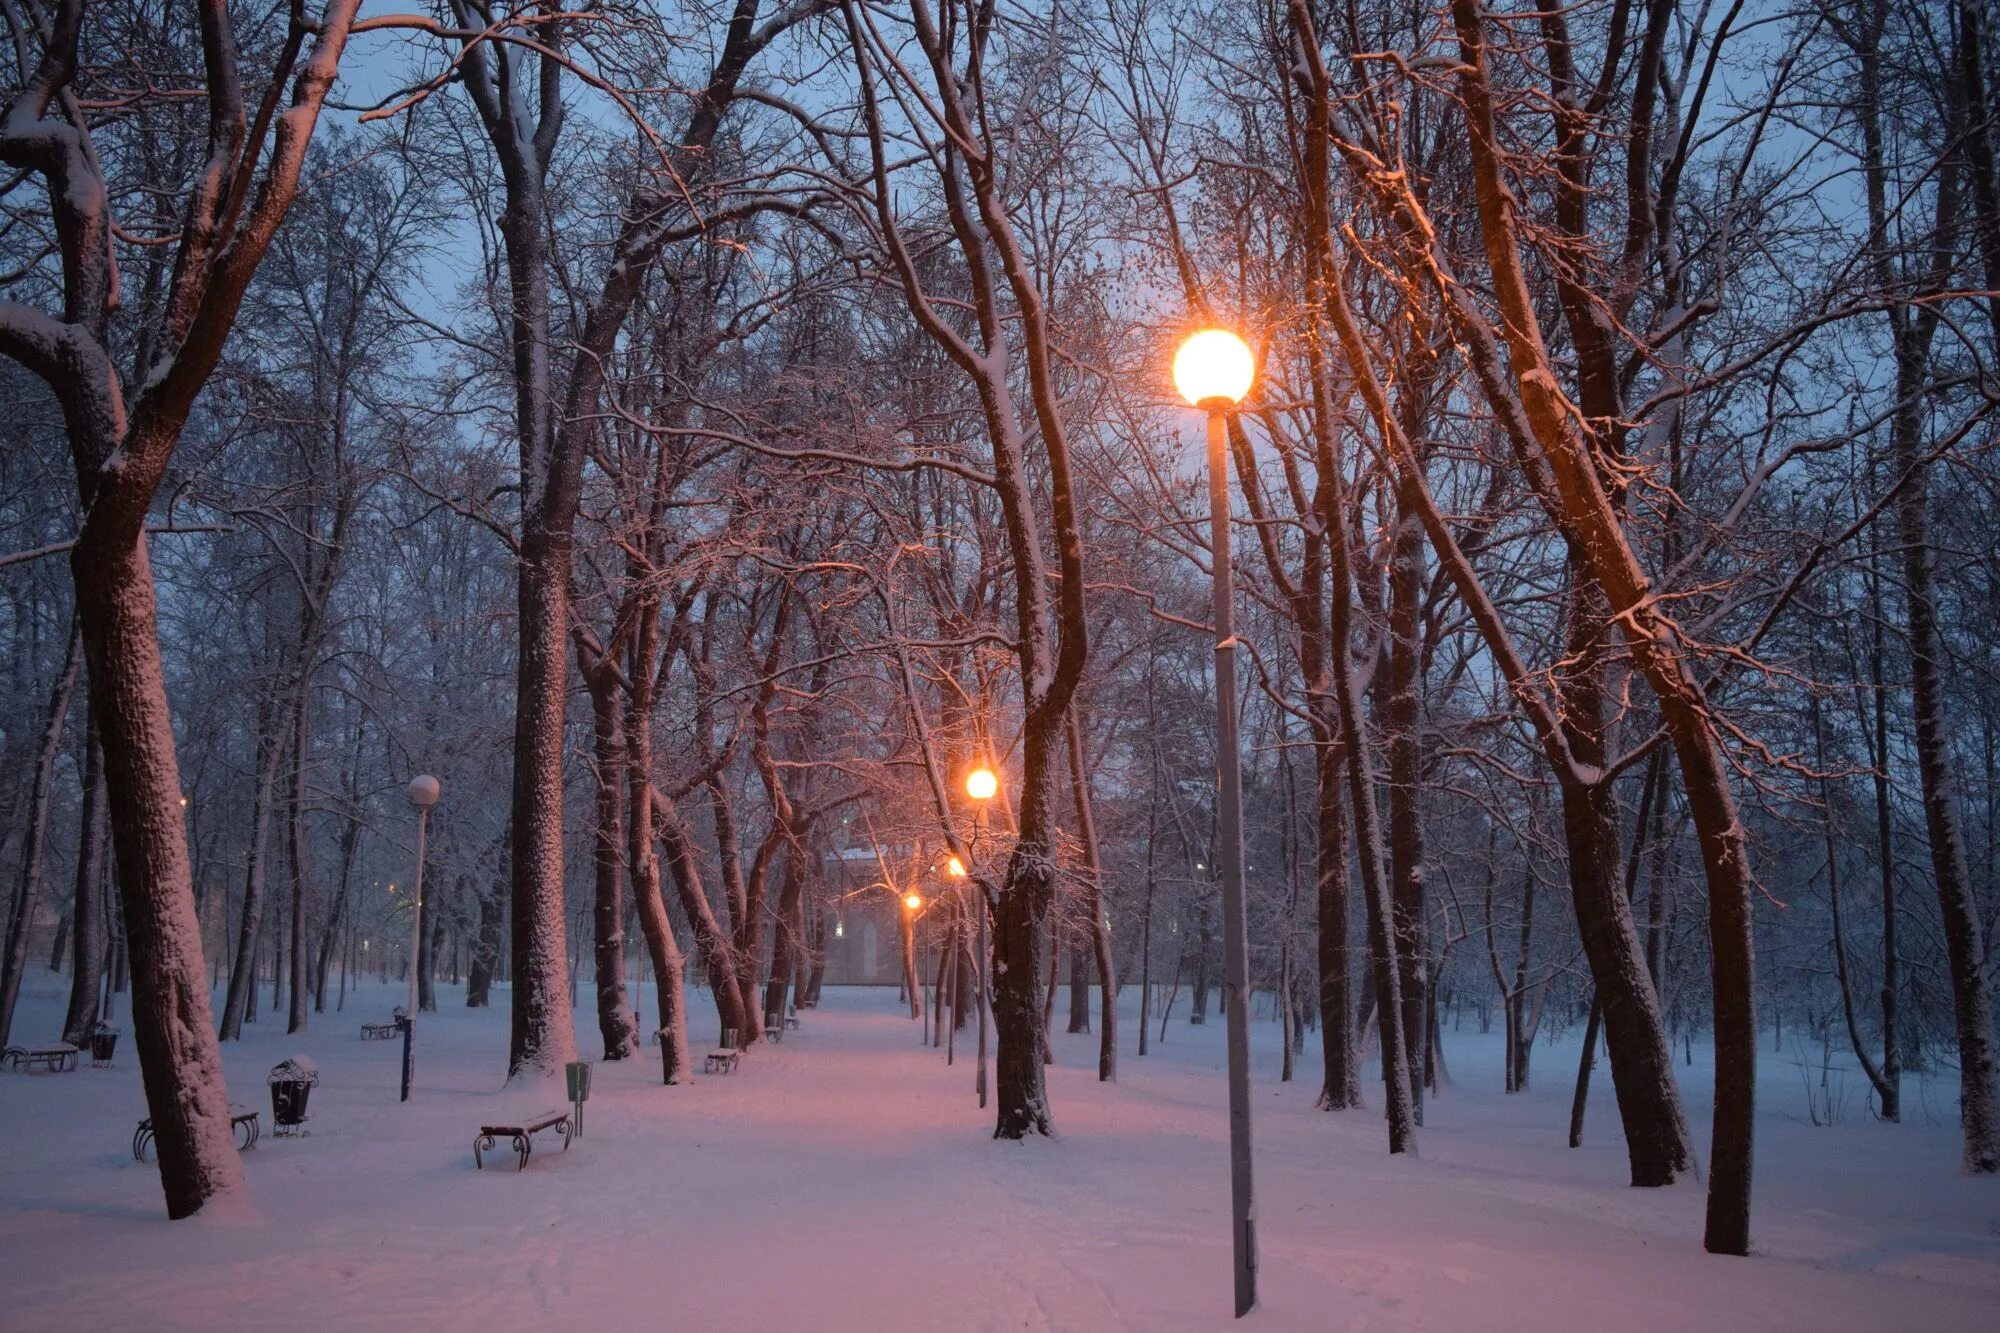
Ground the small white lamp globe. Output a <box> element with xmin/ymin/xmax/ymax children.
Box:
<box><xmin>407</xmin><ymin>774</ymin><xmax>441</xmax><ymax>808</ymax></box>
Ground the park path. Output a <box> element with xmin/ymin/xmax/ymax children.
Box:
<box><xmin>2</xmin><ymin>979</ymin><xmax>1997</xmax><ymax>1330</ymax></box>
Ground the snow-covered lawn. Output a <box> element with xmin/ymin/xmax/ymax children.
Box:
<box><xmin>2</xmin><ymin>978</ymin><xmax>1995</xmax><ymax>1330</ymax></box>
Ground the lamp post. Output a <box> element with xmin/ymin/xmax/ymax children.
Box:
<box><xmin>402</xmin><ymin>774</ymin><xmax>440</xmax><ymax>1102</ymax></box>
<box><xmin>902</xmin><ymin>892</ymin><xmax>925</xmax><ymax>1034</ymax></box>
<box><xmin>964</xmin><ymin>767</ymin><xmax>998</xmax><ymax>1109</ymax></box>
<box><xmin>1174</xmin><ymin>328</ymin><xmax>1258</xmax><ymax>1317</ymax></box>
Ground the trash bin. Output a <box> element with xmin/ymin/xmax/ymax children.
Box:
<box><xmin>88</xmin><ymin>1024</ymin><xmax>119</xmax><ymax>1068</ymax></box>
<box><xmin>565</xmin><ymin>1060</ymin><xmax>591</xmax><ymax>1138</ymax></box>
<box><xmin>268</xmin><ymin>1056</ymin><xmax>320</xmax><ymax>1136</ymax></box>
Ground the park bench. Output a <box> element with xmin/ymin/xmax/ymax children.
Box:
<box><xmin>473</xmin><ymin>1110</ymin><xmax>572</xmax><ymax>1170</ymax></box>
<box><xmin>784</xmin><ymin>1013</ymin><xmax>801</xmax><ymax>1030</ymax></box>
<box><xmin>133</xmin><ymin>1104</ymin><xmax>260</xmax><ymax>1162</ymax></box>
<box><xmin>705</xmin><ymin>1028</ymin><xmax>741</xmax><ymax>1074</ymax></box>
<box><xmin>763</xmin><ymin>1013</ymin><xmax>785</xmax><ymax>1044</ymax></box>
<box><xmin>360</xmin><ymin>1006</ymin><xmax>407</xmax><ymax>1040</ymax></box>
<box><xmin>1</xmin><ymin>1042</ymin><xmax>79</xmax><ymax>1073</ymax></box>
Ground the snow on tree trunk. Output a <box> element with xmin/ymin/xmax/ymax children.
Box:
<box><xmin>585</xmin><ymin>665</ymin><xmax>636</xmax><ymax>1059</ymax></box>
<box><xmin>1385</xmin><ymin>494</ymin><xmax>1428</xmax><ymax>1127</ymax></box>
<box><xmin>993</xmin><ymin>727</ymin><xmax>1063</xmax><ymax>1138</ymax></box>
<box><xmin>506</xmin><ymin>537</ymin><xmax>579</xmax><ymax>1079</ymax></box>
<box><xmin>74</xmin><ymin>530</ymin><xmax>246</xmax><ymax>1217</ymax></box>
<box><xmin>1554</xmin><ymin>576</ymin><xmax>1694</xmax><ymax>1184</ymax></box>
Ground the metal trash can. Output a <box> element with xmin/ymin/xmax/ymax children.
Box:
<box><xmin>88</xmin><ymin>1023</ymin><xmax>119</xmax><ymax>1068</ymax></box>
<box><xmin>565</xmin><ymin>1060</ymin><xmax>591</xmax><ymax>1138</ymax></box>
<box><xmin>268</xmin><ymin>1056</ymin><xmax>320</xmax><ymax>1136</ymax></box>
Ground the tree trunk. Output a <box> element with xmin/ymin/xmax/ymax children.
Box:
<box><xmin>1861</xmin><ymin>561</ymin><xmax>1901</xmax><ymax>1120</ymax></box>
<box><xmin>218</xmin><ymin>689</ymin><xmax>284</xmax><ymax>1040</ymax></box>
<box><xmin>585</xmin><ymin>664</ymin><xmax>636</xmax><ymax>1058</ymax></box>
<box><xmin>1552</xmin><ymin>574</ymin><xmax>1694</xmax><ymax>1183</ymax></box>
<box><xmin>314</xmin><ymin>796</ymin><xmax>360</xmax><ymax>1013</ymax></box>
<box><xmin>992</xmin><ymin>723</ymin><xmax>1063</xmax><ymax>1138</ymax></box>
<box><xmin>47</xmin><ymin>910</ymin><xmax>69</xmax><ymax>973</ymax></box>
<box><xmin>1315</xmin><ymin>739</ymin><xmax>1360</xmax><ymax>1108</ymax></box>
<box><xmin>467</xmin><ymin>851</ymin><xmax>505</xmax><ymax>1007</ymax></box>
<box><xmin>285</xmin><ymin>698</ymin><xmax>311</xmax><ymax>1034</ymax></box>
<box><xmin>1892</xmin><ymin>367</ymin><xmax>1998</xmax><ymax>1170</ymax></box>
<box><xmin>0</xmin><ymin>623</ymin><xmax>81</xmax><ymax>1048</ymax></box>
<box><xmin>507</xmin><ymin>531</ymin><xmax>579</xmax><ymax>1078</ymax></box>
<box><xmin>72</xmin><ymin>527</ymin><xmax>244</xmax><ymax>1216</ymax></box>
<box><xmin>1570</xmin><ymin>995</ymin><xmax>1602</xmax><ymax>1148</ymax></box>
<box><xmin>1065</xmin><ymin>709</ymin><xmax>1115</xmax><ymax>1080</ymax></box>
<box><xmin>61</xmin><ymin>731</ymin><xmax>107</xmax><ymax>1045</ymax></box>
<box><xmin>1385</xmin><ymin>494</ymin><xmax>1427</xmax><ymax>1125</ymax></box>
<box><xmin>624</xmin><ymin>603</ymin><xmax>695</xmax><ymax>1078</ymax></box>
<box><xmin>763</xmin><ymin>844</ymin><xmax>808</xmax><ymax>1028</ymax></box>
<box><xmin>654</xmin><ymin>803</ymin><xmax>750</xmax><ymax>1042</ymax></box>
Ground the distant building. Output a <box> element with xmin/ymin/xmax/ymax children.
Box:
<box><xmin>818</xmin><ymin>844</ymin><xmax>911</xmax><ymax>986</ymax></box>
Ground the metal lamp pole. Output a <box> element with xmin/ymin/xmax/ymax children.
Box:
<box><xmin>964</xmin><ymin>769</ymin><xmax>997</xmax><ymax>1109</ymax></box>
<box><xmin>974</xmin><ymin>874</ymin><xmax>989</xmax><ymax>1109</ymax></box>
<box><xmin>402</xmin><ymin>774</ymin><xmax>440</xmax><ymax>1102</ymax></box>
<box><xmin>1178</xmin><ymin>329</ymin><xmax>1259</xmax><ymax>1317</ymax></box>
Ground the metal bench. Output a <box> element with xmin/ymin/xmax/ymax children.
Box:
<box><xmin>2</xmin><ymin>1042</ymin><xmax>79</xmax><ymax>1073</ymax></box>
<box><xmin>133</xmin><ymin>1105</ymin><xmax>260</xmax><ymax>1162</ymax></box>
<box><xmin>763</xmin><ymin>1013</ymin><xmax>785</xmax><ymax>1044</ymax></box>
<box><xmin>705</xmin><ymin>1027</ymin><xmax>741</xmax><ymax>1074</ymax></box>
<box><xmin>473</xmin><ymin>1109</ymin><xmax>572</xmax><ymax>1170</ymax></box>
<box><xmin>360</xmin><ymin>1006</ymin><xmax>407</xmax><ymax>1040</ymax></box>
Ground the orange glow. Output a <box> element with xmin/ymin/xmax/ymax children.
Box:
<box><xmin>903</xmin><ymin>892</ymin><xmax>923</xmax><ymax>912</ymax></box>
<box><xmin>947</xmin><ymin>856</ymin><xmax>967</xmax><ymax>878</ymax></box>
<box><xmin>965</xmin><ymin>767</ymin><xmax>999</xmax><ymax>801</ymax></box>
<box><xmin>1173</xmin><ymin>329</ymin><xmax>1255</xmax><ymax>407</ymax></box>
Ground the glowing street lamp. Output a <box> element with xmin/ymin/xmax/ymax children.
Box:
<box><xmin>1177</xmin><ymin>326</ymin><xmax>1259</xmax><ymax>1317</ymax></box>
<box><xmin>904</xmin><ymin>892</ymin><xmax>924</xmax><ymax>913</ymax></box>
<box><xmin>1173</xmin><ymin>329</ymin><xmax>1255</xmax><ymax>411</ymax></box>
<box><xmin>947</xmin><ymin>855</ymin><xmax>967</xmax><ymax>879</ymax></box>
<box><xmin>962</xmin><ymin>767</ymin><xmax>999</xmax><ymax>1109</ymax></box>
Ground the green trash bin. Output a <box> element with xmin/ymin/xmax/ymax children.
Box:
<box><xmin>565</xmin><ymin>1061</ymin><xmax>591</xmax><ymax>1138</ymax></box>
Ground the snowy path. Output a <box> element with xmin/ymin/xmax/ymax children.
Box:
<box><xmin>2</xmin><ymin>979</ymin><xmax>1996</xmax><ymax>1330</ymax></box>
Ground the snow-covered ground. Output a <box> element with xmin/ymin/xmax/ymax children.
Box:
<box><xmin>2</xmin><ymin>976</ymin><xmax>1995</xmax><ymax>1330</ymax></box>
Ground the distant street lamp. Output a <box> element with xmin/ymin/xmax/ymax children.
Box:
<box><xmin>402</xmin><ymin>774</ymin><xmax>440</xmax><ymax>1103</ymax></box>
<box><xmin>1175</xmin><ymin>327</ymin><xmax>1259</xmax><ymax>1317</ymax></box>
<box><xmin>965</xmin><ymin>767</ymin><xmax>999</xmax><ymax>802</ymax></box>
<box><xmin>904</xmin><ymin>892</ymin><xmax>924</xmax><ymax>912</ymax></box>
